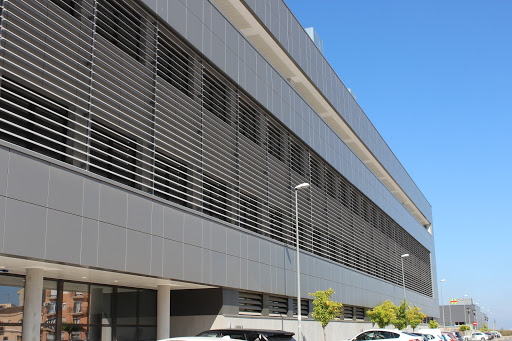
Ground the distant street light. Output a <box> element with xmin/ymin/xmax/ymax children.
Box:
<box><xmin>294</xmin><ymin>182</ymin><xmax>309</xmax><ymax>341</ymax></box>
<box><xmin>400</xmin><ymin>254</ymin><xmax>409</xmax><ymax>300</ymax></box>
<box><xmin>440</xmin><ymin>279</ymin><xmax>446</xmax><ymax>328</ymax></box>
<box><xmin>463</xmin><ymin>295</ymin><xmax>468</xmax><ymax>326</ymax></box>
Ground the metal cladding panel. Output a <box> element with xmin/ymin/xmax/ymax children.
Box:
<box><xmin>0</xmin><ymin>0</ymin><xmax>435</xmax><ymax>312</ymax></box>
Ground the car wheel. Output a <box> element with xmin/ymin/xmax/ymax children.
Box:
<box><xmin>482</xmin><ymin>338</ymin><xmax>485</xmax><ymax>341</ymax></box>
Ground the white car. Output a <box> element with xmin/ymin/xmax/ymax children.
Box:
<box><xmin>348</xmin><ymin>329</ymin><xmax>425</xmax><ymax>341</ymax></box>
<box><xmin>160</xmin><ymin>337</ymin><xmax>242</xmax><ymax>341</ymax></box>
<box><xmin>417</xmin><ymin>328</ymin><xmax>443</xmax><ymax>341</ymax></box>
<box><xmin>464</xmin><ymin>332</ymin><xmax>489</xmax><ymax>341</ymax></box>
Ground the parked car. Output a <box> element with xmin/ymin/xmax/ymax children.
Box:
<box><xmin>442</xmin><ymin>332</ymin><xmax>459</xmax><ymax>341</ymax></box>
<box><xmin>406</xmin><ymin>333</ymin><xmax>428</xmax><ymax>341</ymax></box>
<box><xmin>454</xmin><ymin>332</ymin><xmax>463</xmax><ymax>341</ymax></box>
<box><xmin>484</xmin><ymin>333</ymin><xmax>494</xmax><ymax>340</ymax></box>
<box><xmin>463</xmin><ymin>332</ymin><xmax>490</xmax><ymax>341</ymax></box>
<box><xmin>417</xmin><ymin>328</ymin><xmax>443</xmax><ymax>341</ymax></box>
<box><xmin>348</xmin><ymin>329</ymin><xmax>425</xmax><ymax>341</ymax></box>
<box><xmin>196</xmin><ymin>329</ymin><xmax>295</xmax><ymax>341</ymax></box>
<box><xmin>490</xmin><ymin>332</ymin><xmax>501</xmax><ymax>338</ymax></box>
<box><xmin>417</xmin><ymin>331</ymin><xmax>443</xmax><ymax>341</ymax></box>
<box><xmin>158</xmin><ymin>336</ymin><xmax>235</xmax><ymax>341</ymax></box>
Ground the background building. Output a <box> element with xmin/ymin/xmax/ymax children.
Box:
<box><xmin>439</xmin><ymin>298</ymin><xmax>489</xmax><ymax>330</ymax></box>
<box><xmin>0</xmin><ymin>0</ymin><xmax>436</xmax><ymax>340</ymax></box>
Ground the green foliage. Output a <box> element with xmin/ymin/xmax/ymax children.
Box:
<box><xmin>460</xmin><ymin>325</ymin><xmax>470</xmax><ymax>332</ymax></box>
<box><xmin>406</xmin><ymin>305</ymin><xmax>427</xmax><ymax>331</ymax></box>
<box><xmin>367</xmin><ymin>300</ymin><xmax>397</xmax><ymax>328</ymax></box>
<box><xmin>309</xmin><ymin>288</ymin><xmax>343</xmax><ymax>328</ymax></box>
<box><xmin>309</xmin><ymin>288</ymin><xmax>343</xmax><ymax>341</ymax></box>
<box><xmin>392</xmin><ymin>299</ymin><xmax>410</xmax><ymax>330</ymax></box>
<box><xmin>429</xmin><ymin>320</ymin><xmax>439</xmax><ymax>329</ymax></box>
<box><xmin>481</xmin><ymin>323</ymin><xmax>489</xmax><ymax>332</ymax></box>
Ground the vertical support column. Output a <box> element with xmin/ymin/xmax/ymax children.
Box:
<box><xmin>22</xmin><ymin>268</ymin><xmax>44</xmax><ymax>341</ymax></box>
<box><xmin>157</xmin><ymin>285</ymin><xmax>171</xmax><ymax>340</ymax></box>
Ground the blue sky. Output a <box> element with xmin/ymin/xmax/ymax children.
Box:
<box><xmin>285</xmin><ymin>0</ymin><xmax>512</xmax><ymax>329</ymax></box>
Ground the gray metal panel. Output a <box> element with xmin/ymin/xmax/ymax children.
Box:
<box><xmin>226</xmin><ymin>228</ymin><xmax>241</xmax><ymax>257</ymax></box>
<box><xmin>48</xmin><ymin>166</ymin><xmax>84</xmax><ymax>216</ymax></box>
<box><xmin>151</xmin><ymin>236</ymin><xmax>164</xmax><ymax>277</ymax></box>
<box><xmin>81</xmin><ymin>218</ymin><xmax>99</xmax><ymax>267</ymax></box>
<box><xmin>186</xmin><ymin>9</ymin><xmax>203</xmax><ymax>51</ymax></box>
<box><xmin>183</xmin><ymin>244</ymin><xmax>203</xmax><ymax>282</ymax></box>
<box><xmin>99</xmin><ymin>185</ymin><xmax>127</xmax><ymax>227</ymax></box>
<box><xmin>151</xmin><ymin>202</ymin><xmax>164</xmax><ymax>237</ymax></box>
<box><xmin>7</xmin><ymin>152</ymin><xmax>49</xmax><ymax>206</ymax></box>
<box><xmin>0</xmin><ymin>147</ymin><xmax>9</xmax><ymax>196</ymax></box>
<box><xmin>0</xmin><ymin>197</ymin><xmax>5</xmax><ymax>249</ymax></box>
<box><xmin>127</xmin><ymin>193</ymin><xmax>152</xmax><ymax>234</ymax></box>
<box><xmin>163</xmin><ymin>238</ymin><xmax>184</xmax><ymax>279</ymax></box>
<box><xmin>3</xmin><ymin>198</ymin><xmax>47</xmax><ymax>258</ymax></box>
<box><xmin>98</xmin><ymin>222</ymin><xmax>126</xmax><ymax>271</ymax></box>
<box><xmin>82</xmin><ymin>178</ymin><xmax>101</xmax><ymax>220</ymax></box>
<box><xmin>163</xmin><ymin>206</ymin><xmax>184</xmax><ymax>242</ymax></box>
<box><xmin>46</xmin><ymin>209</ymin><xmax>82</xmax><ymax>264</ymax></box>
<box><xmin>126</xmin><ymin>229</ymin><xmax>152</xmax><ymax>274</ymax></box>
<box><xmin>211</xmin><ymin>250</ymin><xmax>227</xmax><ymax>286</ymax></box>
<box><xmin>226</xmin><ymin>254</ymin><xmax>241</xmax><ymax>288</ymax></box>
<box><xmin>183</xmin><ymin>213</ymin><xmax>203</xmax><ymax>247</ymax></box>
<box><xmin>211</xmin><ymin>221</ymin><xmax>228</xmax><ymax>253</ymax></box>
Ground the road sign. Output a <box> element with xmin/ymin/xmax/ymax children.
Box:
<box><xmin>450</xmin><ymin>299</ymin><xmax>458</xmax><ymax>304</ymax></box>
<box><xmin>473</xmin><ymin>322</ymin><xmax>477</xmax><ymax>326</ymax></box>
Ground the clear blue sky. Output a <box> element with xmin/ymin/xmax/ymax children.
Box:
<box><xmin>285</xmin><ymin>0</ymin><xmax>512</xmax><ymax>329</ymax></box>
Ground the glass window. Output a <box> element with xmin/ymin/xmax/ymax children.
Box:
<box><xmin>0</xmin><ymin>275</ymin><xmax>24</xmax><ymax>341</ymax></box>
<box><xmin>89</xmin><ymin>286</ymin><xmax>113</xmax><ymax>326</ymax></box>
<box><xmin>138</xmin><ymin>290</ymin><xmax>156</xmax><ymax>326</ymax></box>
<box><xmin>116</xmin><ymin>288</ymin><xmax>137</xmax><ymax>325</ymax></box>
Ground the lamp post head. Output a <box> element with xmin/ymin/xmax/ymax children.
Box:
<box><xmin>401</xmin><ymin>253</ymin><xmax>410</xmax><ymax>258</ymax></box>
<box><xmin>295</xmin><ymin>183</ymin><xmax>310</xmax><ymax>190</ymax></box>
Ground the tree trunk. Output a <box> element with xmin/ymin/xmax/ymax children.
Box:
<box><xmin>323</xmin><ymin>327</ymin><xmax>327</xmax><ymax>341</ymax></box>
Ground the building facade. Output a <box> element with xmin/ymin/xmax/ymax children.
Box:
<box><xmin>0</xmin><ymin>0</ymin><xmax>437</xmax><ymax>340</ymax></box>
<box><xmin>439</xmin><ymin>299</ymin><xmax>489</xmax><ymax>330</ymax></box>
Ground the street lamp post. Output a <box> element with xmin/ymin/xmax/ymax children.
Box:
<box><xmin>294</xmin><ymin>182</ymin><xmax>309</xmax><ymax>341</ymax></box>
<box><xmin>400</xmin><ymin>254</ymin><xmax>409</xmax><ymax>300</ymax></box>
<box><xmin>463</xmin><ymin>294</ymin><xmax>468</xmax><ymax>326</ymax></box>
<box><xmin>440</xmin><ymin>279</ymin><xmax>446</xmax><ymax>328</ymax></box>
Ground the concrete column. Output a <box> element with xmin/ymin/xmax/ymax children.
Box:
<box><xmin>22</xmin><ymin>268</ymin><xmax>44</xmax><ymax>341</ymax></box>
<box><xmin>157</xmin><ymin>285</ymin><xmax>171</xmax><ymax>340</ymax></box>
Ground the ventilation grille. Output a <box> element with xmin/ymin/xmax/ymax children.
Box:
<box><xmin>355</xmin><ymin>307</ymin><xmax>365</xmax><ymax>320</ymax></box>
<box><xmin>293</xmin><ymin>299</ymin><xmax>309</xmax><ymax>316</ymax></box>
<box><xmin>344</xmin><ymin>306</ymin><xmax>354</xmax><ymax>320</ymax></box>
<box><xmin>0</xmin><ymin>0</ymin><xmax>432</xmax><ymax>297</ymax></box>
<box><xmin>239</xmin><ymin>292</ymin><xmax>263</xmax><ymax>315</ymax></box>
<box><xmin>268</xmin><ymin>296</ymin><xmax>288</xmax><ymax>316</ymax></box>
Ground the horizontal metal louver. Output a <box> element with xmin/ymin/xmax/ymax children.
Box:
<box><xmin>268</xmin><ymin>296</ymin><xmax>288</xmax><ymax>316</ymax></box>
<box><xmin>0</xmin><ymin>0</ymin><xmax>433</xmax><ymax>297</ymax></box>
<box><xmin>344</xmin><ymin>306</ymin><xmax>354</xmax><ymax>320</ymax></box>
<box><xmin>292</xmin><ymin>299</ymin><xmax>309</xmax><ymax>316</ymax></box>
<box><xmin>355</xmin><ymin>307</ymin><xmax>366</xmax><ymax>320</ymax></box>
<box><xmin>239</xmin><ymin>292</ymin><xmax>263</xmax><ymax>315</ymax></box>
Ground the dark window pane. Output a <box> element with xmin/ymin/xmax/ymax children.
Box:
<box><xmin>97</xmin><ymin>0</ymin><xmax>143</xmax><ymax>62</ymax></box>
<box><xmin>116</xmin><ymin>288</ymin><xmax>137</xmax><ymax>325</ymax></box>
<box><xmin>138</xmin><ymin>290</ymin><xmax>156</xmax><ymax>325</ymax></box>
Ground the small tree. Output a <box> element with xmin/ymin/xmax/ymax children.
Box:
<box><xmin>460</xmin><ymin>325</ymin><xmax>470</xmax><ymax>332</ymax></box>
<box><xmin>481</xmin><ymin>323</ymin><xmax>489</xmax><ymax>332</ymax></box>
<box><xmin>392</xmin><ymin>299</ymin><xmax>410</xmax><ymax>330</ymax></box>
<box><xmin>429</xmin><ymin>320</ymin><xmax>439</xmax><ymax>329</ymax></box>
<box><xmin>367</xmin><ymin>300</ymin><xmax>397</xmax><ymax>328</ymax></box>
<box><xmin>407</xmin><ymin>305</ymin><xmax>427</xmax><ymax>331</ymax></box>
<box><xmin>309</xmin><ymin>288</ymin><xmax>343</xmax><ymax>341</ymax></box>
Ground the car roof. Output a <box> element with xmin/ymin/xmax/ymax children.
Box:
<box><xmin>201</xmin><ymin>329</ymin><xmax>295</xmax><ymax>336</ymax></box>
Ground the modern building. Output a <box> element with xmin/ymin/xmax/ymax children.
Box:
<box><xmin>439</xmin><ymin>298</ymin><xmax>488</xmax><ymax>329</ymax></box>
<box><xmin>0</xmin><ymin>0</ymin><xmax>436</xmax><ymax>340</ymax></box>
